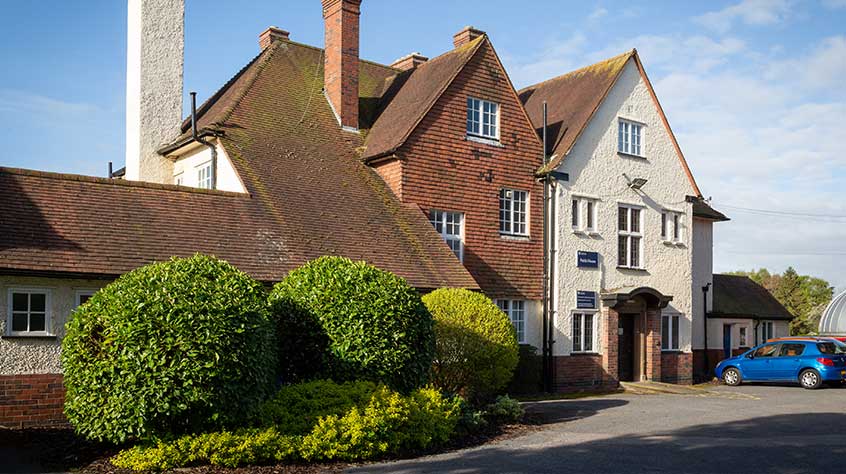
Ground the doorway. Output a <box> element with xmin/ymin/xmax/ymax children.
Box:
<box><xmin>723</xmin><ymin>324</ymin><xmax>732</xmax><ymax>359</ymax></box>
<box><xmin>618</xmin><ymin>315</ymin><xmax>635</xmax><ymax>382</ymax></box>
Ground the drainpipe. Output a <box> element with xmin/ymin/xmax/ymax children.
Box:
<box><xmin>547</xmin><ymin>159</ymin><xmax>557</xmax><ymax>391</ymax></box>
<box><xmin>190</xmin><ymin>92</ymin><xmax>217</xmax><ymax>190</ymax></box>
<box><xmin>754</xmin><ymin>319</ymin><xmax>760</xmax><ymax>346</ymax></box>
<box><xmin>702</xmin><ymin>283</ymin><xmax>711</xmax><ymax>379</ymax></box>
<box><xmin>541</xmin><ymin>101</ymin><xmax>551</xmax><ymax>392</ymax></box>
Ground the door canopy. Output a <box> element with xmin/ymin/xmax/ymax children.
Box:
<box><xmin>602</xmin><ymin>286</ymin><xmax>673</xmax><ymax>310</ymax></box>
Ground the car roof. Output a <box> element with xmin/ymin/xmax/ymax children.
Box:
<box><xmin>766</xmin><ymin>337</ymin><xmax>839</xmax><ymax>343</ymax></box>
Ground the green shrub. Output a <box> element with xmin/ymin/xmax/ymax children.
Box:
<box><xmin>455</xmin><ymin>395</ymin><xmax>524</xmax><ymax>437</ymax></box>
<box><xmin>484</xmin><ymin>395</ymin><xmax>524</xmax><ymax>424</ymax></box>
<box><xmin>269</xmin><ymin>256</ymin><xmax>434</xmax><ymax>391</ymax></box>
<box><xmin>112</xmin><ymin>384</ymin><xmax>461</xmax><ymax>470</ymax></box>
<box><xmin>422</xmin><ymin>288</ymin><xmax>519</xmax><ymax>402</ymax></box>
<box><xmin>298</xmin><ymin>386</ymin><xmax>460</xmax><ymax>461</ymax></box>
<box><xmin>506</xmin><ymin>344</ymin><xmax>543</xmax><ymax>395</ymax></box>
<box><xmin>62</xmin><ymin>254</ymin><xmax>277</xmax><ymax>443</ymax></box>
<box><xmin>254</xmin><ymin>379</ymin><xmax>379</xmax><ymax>434</ymax></box>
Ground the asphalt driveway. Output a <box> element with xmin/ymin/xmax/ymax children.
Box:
<box><xmin>348</xmin><ymin>383</ymin><xmax>846</xmax><ymax>474</ymax></box>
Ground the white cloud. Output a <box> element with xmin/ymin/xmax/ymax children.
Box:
<box><xmin>695</xmin><ymin>0</ymin><xmax>793</xmax><ymax>33</ymax></box>
<box><xmin>588</xmin><ymin>6</ymin><xmax>608</xmax><ymax>22</ymax></box>
<box><xmin>0</xmin><ymin>89</ymin><xmax>98</xmax><ymax>117</ymax></box>
<box><xmin>589</xmin><ymin>35</ymin><xmax>746</xmax><ymax>74</ymax></box>
<box><xmin>822</xmin><ymin>0</ymin><xmax>846</xmax><ymax>8</ymax></box>
<box><xmin>765</xmin><ymin>36</ymin><xmax>846</xmax><ymax>89</ymax></box>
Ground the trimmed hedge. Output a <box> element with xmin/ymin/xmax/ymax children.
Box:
<box><xmin>422</xmin><ymin>288</ymin><xmax>519</xmax><ymax>402</ymax></box>
<box><xmin>112</xmin><ymin>385</ymin><xmax>461</xmax><ymax>470</ymax></box>
<box><xmin>269</xmin><ymin>256</ymin><xmax>434</xmax><ymax>391</ymax></box>
<box><xmin>62</xmin><ymin>255</ymin><xmax>277</xmax><ymax>443</ymax></box>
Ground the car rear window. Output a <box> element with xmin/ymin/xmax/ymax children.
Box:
<box><xmin>817</xmin><ymin>342</ymin><xmax>846</xmax><ymax>355</ymax></box>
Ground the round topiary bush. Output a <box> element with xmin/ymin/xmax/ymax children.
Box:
<box><xmin>62</xmin><ymin>254</ymin><xmax>277</xmax><ymax>443</ymax></box>
<box><xmin>269</xmin><ymin>256</ymin><xmax>434</xmax><ymax>391</ymax></box>
<box><xmin>422</xmin><ymin>288</ymin><xmax>519</xmax><ymax>402</ymax></box>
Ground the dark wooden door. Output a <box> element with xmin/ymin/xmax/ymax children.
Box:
<box><xmin>618</xmin><ymin>315</ymin><xmax>635</xmax><ymax>382</ymax></box>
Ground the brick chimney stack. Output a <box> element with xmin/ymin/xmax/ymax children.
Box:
<box><xmin>391</xmin><ymin>52</ymin><xmax>428</xmax><ymax>71</ymax></box>
<box><xmin>322</xmin><ymin>0</ymin><xmax>361</xmax><ymax>131</ymax></box>
<box><xmin>453</xmin><ymin>26</ymin><xmax>485</xmax><ymax>48</ymax></box>
<box><xmin>259</xmin><ymin>26</ymin><xmax>289</xmax><ymax>50</ymax></box>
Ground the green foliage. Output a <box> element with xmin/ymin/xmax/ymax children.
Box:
<box><xmin>455</xmin><ymin>395</ymin><xmax>524</xmax><ymax>437</ymax></box>
<box><xmin>254</xmin><ymin>380</ymin><xmax>379</xmax><ymax>434</ymax></box>
<box><xmin>730</xmin><ymin>267</ymin><xmax>834</xmax><ymax>335</ymax></box>
<box><xmin>269</xmin><ymin>256</ymin><xmax>435</xmax><ymax>391</ymax></box>
<box><xmin>422</xmin><ymin>288</ymin><xmax>519</xmax><ymax>402</ymax></box>
<box><xmin>484</xmin><ymin>395</ymin><xmax>524</xmax><ymax>424</ymax></box>
<box><xmin>506</xmin><ymin>344</ymin><xmax>543</xmax><ymax>395</ymax></box>
<box><xmin>62</xmin><ymin>254</ymin><xmax>277</xmax><ymax>443</ymax></box>
<box><xmin>299</xmin><ymin>387</ymin><xmax>460</xmax><ymax>461</ymax></box>
<box><xmin>112</xmin><ymin>384</ymin><xmax>461</xmax><ymax>470</ymax></box>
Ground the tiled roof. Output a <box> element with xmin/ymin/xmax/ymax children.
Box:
<box><xmin>690</xmin><ymin>197</ymin><xmax>730</xmax><ymax>221</ymax></box>
<box><xmin>711</xmin><ymin>274</ymin><xmax>794</xmax><ymax>320</ymax></box>
<box><xmin>0</xmin><ymin>38</ymin><xmax>479</xmax><ymax>290</ymax></box>
<box><xmin>362</xmin><ymin>36</ymin><xmax>486</xmax><ymax>160</ymax></box>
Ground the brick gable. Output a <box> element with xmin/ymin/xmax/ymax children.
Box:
<box><xmin>381</xmin><ymin>39</ymin><xmax>544</xmax><ymax>299</ymax></box>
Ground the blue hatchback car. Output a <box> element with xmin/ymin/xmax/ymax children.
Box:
<box><xmin>715</xmin><ymin>338</ymin><xmax>846</xmax><ymax>389</ymax></box>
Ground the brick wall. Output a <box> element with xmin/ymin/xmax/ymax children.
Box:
<box><xmin>693</xmin><ymin>348</ymin><xmax>745</xmax><ymax>382</ymax></box>
<box><xmin>661</xmin><ymin>352</ymin><xmax>693</xmax><ymax>384</ymax></box>
<box><xmin>372</xmin><ymin>158</ymin><xmax>404</xmax><ymax>201</ymax></box>
<box><xmin>392</xmin><ymin>39</ymin><xmax>544</xmax><ymax>299</ymax></box>
<box><xmin>552</xmin><ymin>355</ymin><xmax>618</xmax><ymax>391</ymax></box>
<box><xmin>0</xmin><ymin>374</ymin><xmax>66</xmax><ymax>428</ymax></box>
<box><xmin>645</xmin><ymin>308</ymin><xmax>662</xmax><ymax>381</ymax></box>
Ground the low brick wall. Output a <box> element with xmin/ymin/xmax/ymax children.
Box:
<box><xmin>660</xmin><ymin>352</ymin><xmax>693</xmax><ymax>384</ymax></box>
<box><xmin>0</xmin><ymin>374</ymin><xmax>66</xmax><ymax>428</ymax></box>
<box><xmin>552</xmin><ymin>355</ymin><xmax>618</xmax><ymax>392</ymax></box>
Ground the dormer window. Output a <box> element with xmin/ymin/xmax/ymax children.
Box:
<box><xmin>618</xmin><ymin>119</ymin><xmax>643</xmax><ymax>157</ymax></box>
<box><xmin>467</xmin><ymin>97</ymin><xmax>499</xmax><ymax>140</ymax></box>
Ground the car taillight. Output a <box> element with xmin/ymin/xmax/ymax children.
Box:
<box><xmin>817</xmin><ymin>357</ymin><xmax>835</xmax><ymax>366</ymax></box>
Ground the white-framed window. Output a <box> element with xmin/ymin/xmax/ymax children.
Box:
<box><xmin>466</xmin><ymin>97</ymin><xmax>499</xmax><ymax>140</ymax></box>
<box><xmin>661</xmin><ymin>313</ymin><xmax>681</xmax><ymax>351</ymax></box>
<box><xmin>618</xmin><ymin>119</ymin><xmax>643</xmax><ymax>156</ymax></box>
<box><xmin>572</xmin><ymin>312</ymin><xmax>596</xmax><ymax>353</ymax></box>
<box><xmin>761</xmin><ymin>321</ymin><xmax>774</xmax><ymax>342</ymax></box>
<box><xmin>661</xmin><ymin>210</ymin><xmax>683</xmax><ymax>242</ymax></box>
<box><xmin>499</xmin><ymin>189</ymin><xmax>528</xmax><ymax>236</ymax></box>
<box><xmin>739</xmin><ymin>326</ymin><xmax>748</xmax><ymax>347</ymax></box>
<box><xmin>174</xmin><ymin>173</ymin><xmax>184</xmax><ymax>186</ymax></box>
<box><xmin>617</xmin><ymin>205</ymin><xmax>643</xmax><ymax>268</ymax></box>
<box><xmin>572</xmin><ymin>197</ymin><xmax>599</xmax><ymax>233</ymax></box>
<box><xmin>429</xmin><ymin>210</ymin><xmax>464</xmax><ymax>262</ymax></box>
<box><xmin>196</xmin><ymin>162</ymin><xmax>212</xmax><ymax>189</ymax></box>
<box><xmin>497</xmin><ymin>299</ymin><xmax>526</xmax><ymax>343</ymax></box>
<box><xmin>75</xmin><ymin>290</ymin><xmax>96</xmax><ymax>308</ymax></box>
<box><xmin>7</xmin><ymin>288</ymin><xmax>51</xmax><ymax>336</ymax></box>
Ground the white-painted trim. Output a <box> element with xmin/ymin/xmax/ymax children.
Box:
<box><xmin>499</xmin><ymin>188</ymin><xmax>530</xmax><ymax>237</ymax></box>
<box><xmin>74</xmin><ymin>289</ymin><xmax>97</xmax><ymax>307</ymax></box>
<box><xmin>466</xmin><ymin>96</ymin><xmax>501</xmax><ymax>141</ymax></box>
<box><xmin>570</xmin><ymin>309</ymin><xmax>599</xmax><ymax>354</ymax></box>
<box><xmin>6</xmin><ymin>287</ymin><xmax>53</xmax><ymax>337</ymax></box>
<box><xmin>465</xmin><ymin>135</ymin><xmax>504</xmax><ymax>147</ymax></box>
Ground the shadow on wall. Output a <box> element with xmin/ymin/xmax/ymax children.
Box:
<box><xmin>356</xmin><ymin>412</ymin><xmax>846</xmax><ymax>474</ymax></box>
<box><xmin>0</xmin><ymin>173</ymin><xmax>81</xmax><ymax>252</ymax></box>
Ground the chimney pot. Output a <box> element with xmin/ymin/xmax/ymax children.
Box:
<box><xmin>453</xmin><ymin>26</ymin><xmax>485</xmax><ymax>48</ymax></box>
<box><xmin>390</xmin><ymin>52</ymin><xmax>428</xmax><ymax>71</ymax></box>
<box><xmin>259</xmin><ymin>26</ymin><xmax>289</xmax><ymax>49</ymax></box>
<box><xmin>322</xmin><ymin>0</ymin><xmax>362</xmax><ymax>130</ymax></box>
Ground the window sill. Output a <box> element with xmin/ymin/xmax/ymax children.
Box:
<box><xmin>661</xmin><ymin>349</ymin><xmax>682</xmax><ymax>354</ymax></box>
<box><xmin>661</xmin><ymin>240</ymin><xmax>686</xmax><ymax>247</ymax></box>
<box><xmin>2</xmin><ymin>334</ymin><xmax>57</xmax><ymax>340</ymax></box>
<box><xmin>465</xmin><ymin>135</ymin><xmax>504</xmax><ymax>148</ymax></box>
<box><xmin>617</xmin><ymin>151</ymin><xmax>646</xmax><ymax>160</ymax></box>
<box><xmin>617</xmin><ymin>266</ymin><xmax>648</xmax><ymax>272</ymax></box>
<box><xmin>570</xmin><ymin>352</ymin><xmax>600</xmax><ymax>356</ymax></box>
<box><xmin>500</xmin><ymin>233</ymin><xmax>530</xmax><ymax>241</ymax></box>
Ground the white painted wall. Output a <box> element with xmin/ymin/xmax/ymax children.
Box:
<box><xmin>551</xmin><ymin>59</ymin><xmax>699</xmax><ymax>356</ymax></box>
<box><xmin>707</xmin><ymin>318</ymin><xmax>789</xmax><ymax>352</ymax></box>
<box><xmin>691</xmin><ymin>218</ymin><xmax>714</xmax><ymax>349</ymax></box>
<box><xmin>171</xmin><ymin>140</ymin><xmax>247</xmax><ymax>193</ymax></box>
<box><xmin>126</xmin><ymin>0</ymin><xmax>184</xmax><ymax>183</ymax></box>
<box><xmin>0</xmin><ymin>277</ymin><xmax>109</xmax><ymax>375</ymax></box>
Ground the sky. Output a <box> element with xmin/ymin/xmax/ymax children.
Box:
<box><xmin>1</xmin><ymin>0</ymin><xmax>844</xmax><ymax>292</ymax></box>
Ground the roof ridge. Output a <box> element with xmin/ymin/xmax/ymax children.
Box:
<box><xmin>276</xmin><ymin>38</ymin><xmax>399</xmax><ymax>71</ymax></box>
<box><xmin>519</xmin><ymin>49</ymin><xmax>635</xmax><ymax>93</ymax></box>
<box><xmin>213</xmin><ymin>41</ymin><xmax>283</xmax><ymax>128</ymax></box>
<box><xmin>0</xmin><ymin>166</ymin><xmax>248</xmax><ymax>197</ymax></box>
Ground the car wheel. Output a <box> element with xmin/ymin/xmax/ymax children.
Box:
<box><xmin>799</xmin><ymin>369</ymin><xmax>822</xmax><ymax>390</ymax></box>
<box><xmin>722</xmin><ymin>367</ymin><xmax>742</xmax><ymax>386</ymax></box>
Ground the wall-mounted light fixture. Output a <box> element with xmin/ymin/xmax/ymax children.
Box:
<box><xmin>623</xmin><ymin>173</ymin><xmax>648</xmax><ymax>190</ymax></box>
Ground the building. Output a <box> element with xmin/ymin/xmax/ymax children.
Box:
<box><xmin>1</xmin><ymin>0</ymin><xmax>783</xmax><ymax>427</ymax></box>
<box><xmin>519</xmin><ymin>51</ymin><xmax>732</xmax><ymax>388</ymax></box>
<box><xmin>819</xmin><ymin>290</ymin><xmax>846</xmax><ymax>336</ymax></box>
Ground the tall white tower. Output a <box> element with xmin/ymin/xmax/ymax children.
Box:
<box><xmin>125</xmin><ymin>0</ymin><xmax>184</xmax><ymax>182</ymax></box>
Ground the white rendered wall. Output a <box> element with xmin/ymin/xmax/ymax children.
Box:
<box><xmin>171</xmin><ymin>140</ymin><xmax>247</xmax><ymax>193</ymax></box>
<box><xmin>706</xmin><ymin>318</ymin><xmax>789</xmax><ymax>352</ymax></box>
<box><xmin>552</xmin><ymin>59</ymin><xmax>699</xmax><ymax>356</ymax></box>
<box><xmin>691</xmin><ymin>218</ymin><xmax>714</xmax><ymax>349</ymax></box>
<box><xmin>125</xmin><ymin>0</ymin><xmax>184</xmax><ymax>183</ymax></box>
<box><xmin>0</xmin><ymin>277</ymin><xmax>109</xmax><ymax>375</ymax></box>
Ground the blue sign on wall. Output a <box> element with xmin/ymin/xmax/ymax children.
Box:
<box><xmin>577</xmin><ymin>251</ymin><xmax>599</xmax><ymax>268</ymax></box>
<box><xmin>577</xmin><ymin>291</ymin><xmax>597</xmax><ymax>309</ymax></box>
